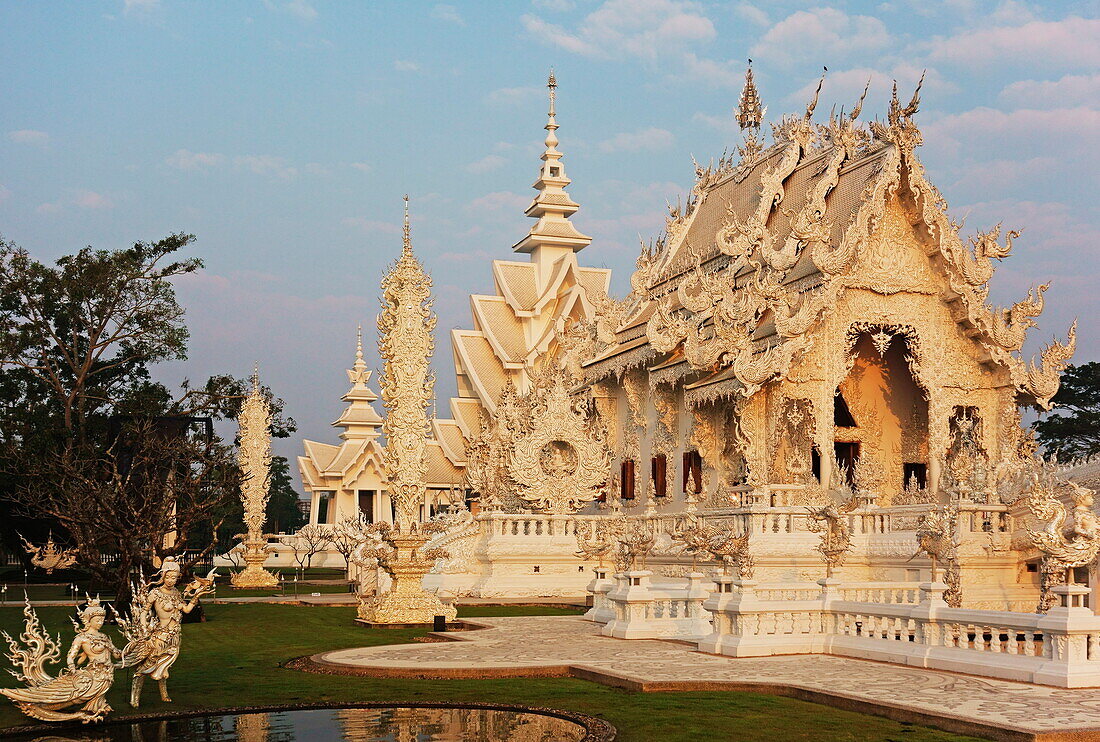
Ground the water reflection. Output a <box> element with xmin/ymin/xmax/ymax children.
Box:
<box><xmin>13</xmin><ymin>707</ymin><xmax>587</xmax><ymax>742</ymax></box>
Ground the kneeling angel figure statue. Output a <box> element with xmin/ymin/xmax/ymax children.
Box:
<box><xmin>1</xmin><ymin>597</ymin><xmax>123</xmax><ymax>723</ymax></box>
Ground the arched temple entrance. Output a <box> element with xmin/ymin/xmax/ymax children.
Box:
<box><xmin>834</xmin><ymin>331</ymin><xmax>929</xmax><ymax>503</ymax></box>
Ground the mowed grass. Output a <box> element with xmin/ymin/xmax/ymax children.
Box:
<box><xmin>0</xmin><ymin>603</ymin><xmax>984</xmax><ymax>742</ymax></box>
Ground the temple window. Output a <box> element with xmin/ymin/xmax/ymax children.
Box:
<box><xmin>316</xmin><ymin>491</ymin><xmax>334</xmax><ymax>524</ymax></box>
<box><xmin>683</xmin><ymin>450</ymin><xmax>703</xmax><ymax>494</ymax></box>
<box><xmin>834</xmin><ymin>392</ymin><xmax>857</xmax><ymax>427</ymax></box>
<box><xmin>834</xmin><ymin>442</ymin><xmax>860</xmax><ymax>487</ymax></box>
<box><xmin>811</xmin><ymin>446</ymin><xmax>821</xmax><ymax>482</ymax></box>
<box><xmin>651</xmin><ymin>454</ymin><xmax>667</xmax><ymax>496</ymax></box>
<box><xmin>903</xmin><ymin>463</ymin><xmax>927</xmax><ymax>489</ymax></box>
<box><xmin>549</xmin><ymin>166</ymin><xmax>561</xmax><ymax>176</ymax></box>
<box><xmin>357</xmin><ymin>490</ymin><xmax>375</xmax><ymax>522</ymax></box>
<box><xmin>620</xmin><ymin>459</ymin><xmax>635</xmax><ymax>499</ymax></box>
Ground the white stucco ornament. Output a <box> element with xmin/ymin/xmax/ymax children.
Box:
<box><xmin>508</xmin><ymin>362</ymin><xmax>611</xmax><ymax>514</ymax></box>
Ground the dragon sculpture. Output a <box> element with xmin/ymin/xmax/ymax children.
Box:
<box><xmin>705</xmin><ymin>527</ymin><xmax>755</xmax><ymax>580</ymax></box>
<box><xmin>1027</xmin><ymin>475</ymin><xmax>1100</xmax><ymax>613</ymax></box>
<box><xmin>807</xmin><ymin>496</ymin><xmax>860</xmax><ymax>577</ymax></box>
<box><xmin>912</xmin><ymin>505</ymin><xmax>962</xmax><ymax>607</ymax></box>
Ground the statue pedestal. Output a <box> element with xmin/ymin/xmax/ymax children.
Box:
<box><xmin>230</xmin><ymin>537</ymin><xmax>279</xmax><ymax>589</ymax></box>
<box><xmin>357</xmin><ymin>528</ymin><xmax>457</xmax><ymax>626</ymax></box>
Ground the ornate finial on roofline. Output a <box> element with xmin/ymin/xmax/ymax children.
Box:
<box><xmin>736</xmin><ymin>58</ymin><xmax>763</xmax><ymax>131</ymax></box>
<box><xmin>805</xmin><ymin>66</ymin><xmax>826</xmax><ymax>120</ymax></box>
<box><xmin>402</xmin><ymin>194</ymin><xmax>411</xmax><ymax>255</ymax></box>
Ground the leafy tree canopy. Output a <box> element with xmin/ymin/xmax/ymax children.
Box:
<box><xmin>1034</xmin><ymin>362</ymin><xmax>1100</xmax><ymax>460</ymax></box>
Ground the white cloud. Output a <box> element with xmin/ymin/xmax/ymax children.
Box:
<box><xmin>466</xmin><ymin>154</ymin><xmax>508</xmax><ymax>173</ymax></box>
<box><xmin>749</xmin><ymin>8</ymin><xmax>891</xmax><ymax>67</ymax></box>
<box><xmin>522</xmin><ymin>0</ymin><xmax>716</xmax><ymax>60</ymax></box>
<box><xmin>948</xmin><ymin>156</ymin><xmax>1059</xmax><ymax>193</ymax></box>
<box><xmin>925</xmin><ymin>107</ymin><xmax>1100</xmax><ymax>151</ymax></box>
<box><xmin>999</xmin><ymin>74</ymin><xmax>1100</xmax><ymax>110</ymax></box>
<box><xmin>8</xmin><ymin>130</ymin><xmax>49</xmax><ymax>146</ymax></box>
<box><xmin>36</xmin><ymin>202</ymin><xmax>62</xmax><ymax>215</ymax></box>
<box><xmin>431</xmin><ymin>4</ymin><xmax>465</xmax><ymax>26</ymax></box>
<box><xmin>486</xmin><ymin>86</ymin><xmax>542</xmax><ymax>105</ymax></box>
<box><xmin>349</xmin><ymin>162</ymin><xmax>372</xmax><ymax>172</ymax></box>
<box><xmin>394</xmin><ymin>60</ymin><xmax>420</xmax><ymax>72</ymax></box>
<box><xmin>927</xmin><ymin>17</ymin><xmax>1100</xmax><ymax>68</ymax></box>
<box><xmin>165</xmin><ymin>149</ymin><xmax>225</xmax><ymax>171</ymax></box>
<box><xmin>303</xmin><ymin>162</ymin><xmax>330</xmax><ymax>176</ymax></box>
<box><xmin>234</xmin><ymin>155</ymin><xmax>297</xmax><ymax>179</ymax></box>
<box><xmin>532</xmin><ymin>0</ymin><xmax>575</xmax><ymax>10</ymax></box>
<box><xmin>75</xmin><ymin>190</ymin><xmax>113</xmax><ymax>209</ymax></box>
<box><xmin>734</xmin><ymin>2</ymin><xmax>768</xmax><ymax>26</ymax></box>
<box><xmin>692</xmin><ymin>111</ymin><xmax>737</xmax><ymax>135</ymax></box>
<box><xmin>282</xmin><ymin>0</ymin><xmax>317</xmax><ymax>21</ymax></box>
<box><xmin>678</xmin><ymin>53</ymin><xmax>742</xmax><ymax>88</ymax></box>
<box><xmin>786</xmin><ymin>65</ymin><xmax>952</xmax><ymax>112</ymax></box>
<box><xmin>466</xmin><ymin>191</ymin><xmax>529</xmax><ymax>213</ymax></box>
<box><xmin>599</xmin><ymin>127</ymin><xmax>674</xmax><ymax>153</ymax></box>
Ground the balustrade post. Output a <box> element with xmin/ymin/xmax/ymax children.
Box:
<box><xmin>1034</xmin><ymin>584</ymin><xmax>1100</xmax><ymax>687</ymax></box>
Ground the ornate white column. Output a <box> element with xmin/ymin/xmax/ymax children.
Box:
<box><xmin>358</xmin><ymin>196</ymin><xmax>457</xmax><ymax>625</ymax></box>
<box><xmin>230</xmin><ymin>372</ymin><xmax>280</xmax><ymax>588</ymax></box>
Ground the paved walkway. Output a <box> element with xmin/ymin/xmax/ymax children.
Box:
<box><xmin>314</xmin><ymin>615</ymin><xmax>1100</xmax><ymax>741</ymax></box>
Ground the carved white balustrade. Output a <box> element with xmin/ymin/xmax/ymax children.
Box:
<box><xmin>698</xmin><ymin>580</ymin><xmax>1100</xmax><ymax>688</ymax></box>
<box><xmin>584</xmin><ymin>567</ymin><xmax>616</xmax><ymax>623</ymax></box>
<box><xmin>601</xmin><ymin>570</ymin><xmax>713</xmax><ymax>640</ymax></box>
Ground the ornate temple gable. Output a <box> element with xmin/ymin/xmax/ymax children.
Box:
<box><xmin>587</xmin><ymin>72</ymin><xmax>1073</xmax><ymax>414</ymax></box>
<box><xmin>338</xmin><ymin>440</ymin><xmax>387</xmax><ymax>489</ymax></box>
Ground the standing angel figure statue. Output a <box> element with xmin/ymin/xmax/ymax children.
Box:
<box><xmin>119</xmin><ymin>557</ymin><xmax>217</xmax><ymax>707</ymax></box>
<box><xmin>1</xmin><ymin>597</ymin><xmax>123</xmax><ymax>723</ymax></box>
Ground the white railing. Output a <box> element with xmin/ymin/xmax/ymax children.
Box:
<box><xmin>698</xmin><ymin>578</ymin><xmax>1100</xmax><ymax>688</ymax></box>
<box><xmin>601</xmin><ymin>570</ymin><xmax>712</xmax><ymax>640</ymax></box>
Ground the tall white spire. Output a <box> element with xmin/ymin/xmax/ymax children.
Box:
<box><xmin>333</xmin><ymin>323</ymin><xmax>383</xmax><ymax>441</ymax></box>
<box><xmin>513</xmin><ymin>70</ymin><xmax>591</xmax><ymax>256</ymax></box>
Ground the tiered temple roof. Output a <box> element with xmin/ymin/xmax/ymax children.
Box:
<box><xmin>425</xmin><ymin>73</ymin><xmax>611</xmax><ymax>485</ymax></box>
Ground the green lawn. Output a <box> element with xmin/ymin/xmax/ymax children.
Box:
<box><xmin>218</xmin><ymin>583</ymin><xmax>354</xmax><ymax>599</ymax></box>
<box><xmin>0</xmin><ymin>603</ymin><xmax>984</xmax><ymax>742</ymax></box>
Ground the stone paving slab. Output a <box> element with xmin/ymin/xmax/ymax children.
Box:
<box><xmin>314</xmin><ymin>615</ymin><xmax>1100</xmax><ymax>742</ymax></box>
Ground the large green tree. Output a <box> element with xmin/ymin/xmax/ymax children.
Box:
<box><xmin>1034</xmin><ymin>362</ymin><xmax>1100</xmax><ymax>460</ymax></box>
<box><xmin>0</xmin><ymin>235</ymin><xmax>295</xmax><ymax>602</ymax></box>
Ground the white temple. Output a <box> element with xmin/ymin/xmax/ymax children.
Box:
<box><xmin>298</xmin><ymin>67</ymin><xmax>1093</xmax><ymax>623</ymax></box>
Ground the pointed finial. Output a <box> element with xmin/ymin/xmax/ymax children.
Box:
<box><xmin>355</xmin><ymin>324</ymin><xmax>364</xmax><ymax>362</ymax></box>
<box><xmin>548</xmin><ymin>68</ymin><xmax>557</xmax><ymax>118</ymax></box>
<box><xmin>251</xmin><ymin>362</ymin><xmax>260</xmax><ymax>391</ymax></box>
<box><xmin>805</xmin><ymin>66</ymin><xmax>826</xmax><ymax>120</ymax></box>
<box><xmin>736</xmin><ymin>59</ymin><xmax>763</xmax><ymax>131</ymax></box>
<box><xmin>850</xmin><ymin>76</ymin><xmax>871</xmax><ymax>121</ymax></box>
<box><xmin>402</xmin><ymin>194</ymin><xmax>411</xmax><ymax>254</ymax></box>
<box><xmin>903</xmin><ymin>70</ymin><xmax>925</xmax><ymax>118</ymax></box>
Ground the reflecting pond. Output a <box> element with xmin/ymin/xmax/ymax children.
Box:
<box><xmin>5</xmin><ymin>706</ymin><xmax>590</xmax><ymax>742</ymax></box>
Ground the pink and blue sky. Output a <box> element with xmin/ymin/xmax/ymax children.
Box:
<box><xmin>0</xmin><ymin>0</ymin><xmax>1096</xmax><ymax>458</ymax></box>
